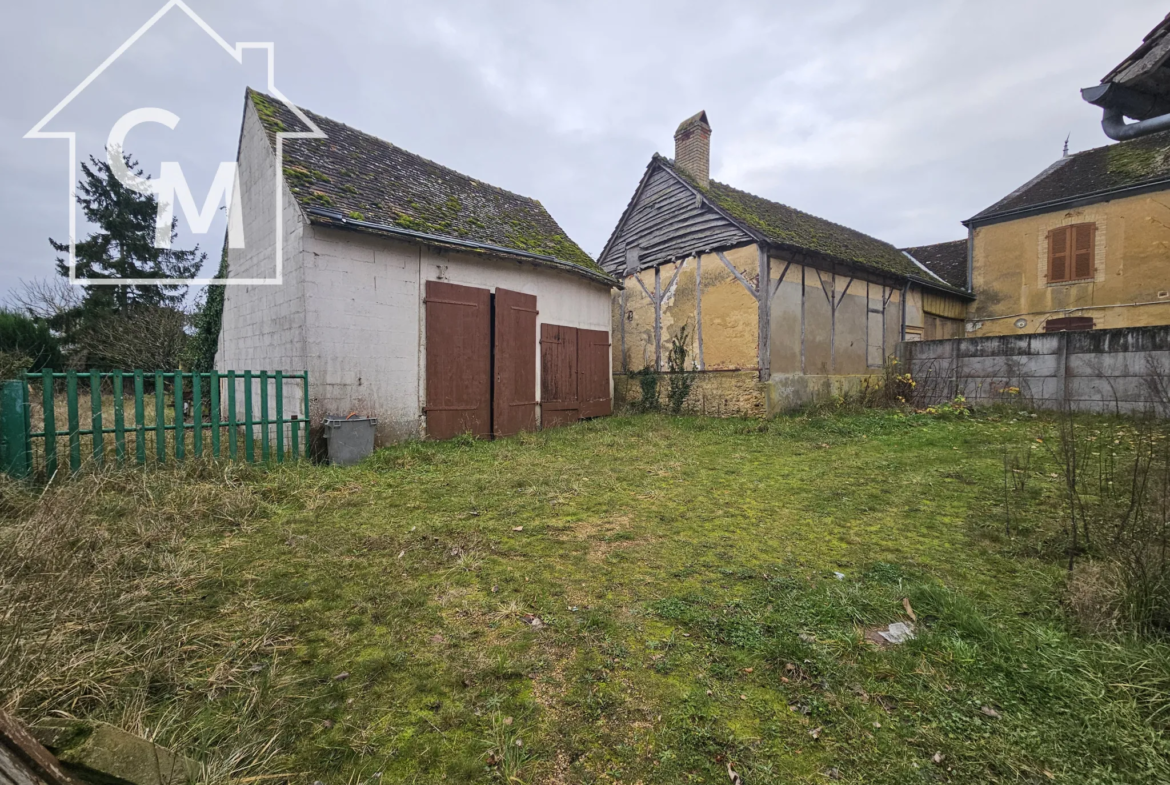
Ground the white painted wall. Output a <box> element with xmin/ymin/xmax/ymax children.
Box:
<box><xmin>303</xmin><ymin>226</ymin><xmax>612</xmax><ymax>442</ymax></box>
<box><xmin>216</xmin><ymin>99</ymin><xmax>309</xmax><ymax>446</ymax></box>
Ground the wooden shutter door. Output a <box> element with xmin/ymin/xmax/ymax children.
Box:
<box><xmin>1072</xmin><ymin>224</ymin><xmax>1094</xmax><ymax>280</ymax></box>
<box><xmin>1048</xmin><ymin>227</ymin><xmax>1069</xmax><ymax>283</ymax></box>
<box><xmin>425</xmin><ymin>280</ymin><xmax>491</xmax><ymax>440</ymax></box>
<box><xmin>494</xmin><ymin>288</ymin><xmax>538</xmax><ymax>437</ymax></box>
<box><xmin>577</xmin><ymin>329</ymin><xmax>613</xmax><ymax>419</ymax></box>
<box><xmin>540</xmin><ymin>324</ymin><xmax>579</xmax><ymax>428</ymax></box>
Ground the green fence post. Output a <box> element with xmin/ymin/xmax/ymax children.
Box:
<box><xmin>67</xmin><ymin>372</ymin><xmax>80</xmax><ymax>474</ymax></box>
<box><xmin>0</xmin><ymin>380</ymin><xmax>31</xmax><ymax>479</ymax></box>
<box><xmin>155</xmin><ymin>372</ymin><xmax>165</xmax><ymax>464</ymax></box>
<box><xmin>259</xmin><ymin>371</ymin><xmax>269</xmax><ymax>463</ymax></box>
<box><xmin>303</xmin><ymin>371</ymin><xmax>310</xmax><ymax>459</ymax></box>
<box><xmin>192</xmin><ymin>372</ymin><xmax>202</xmax><ymax>458</ymax></box>
<box><xmin>210</xmin><ymin>371</ymin><xmax>220</xmax><ymax>458</ymax></box>
<box><xmin>227</xmin><ymin>371</ymin><xmax>237</xmax><ymax>460</ymax></box>
<box><xmin>113</xmin><ymin>371</ymin><xmax>125</xmax><ymax>466</ymax></box>
<box><xmin>42</xmin><ymin>368</ymin><xmax>56</xmax><ymax>478</ymax></box>
<box><xmin>174</xmin><ymin>372</ymin><xmax>184</xmax><ymax>461</ymax></box>
<box><xmin>244</xmin><ymin>371</ymin><xmax>254</xmax><ymax>463</ymax></box>
<box><xmin>90</xmin><ymin>370</ymin><xmax>103</xmax><ymax>466</ymax></box>
<box><xmin>275</xmin><ymin>372</ymin><xmax>284</xmax><ymax>463</ymax></box>
<box><xmin>134</xmin><ymin>371</ymin><xmax>145</xmax><ymax>465</ymax></box>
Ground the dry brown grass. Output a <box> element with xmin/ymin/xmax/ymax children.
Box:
<box><xmin>0</xmin><ymin>462</ymin><xmax>294</xmax><ymax>782</ymax></box>
<box><xmin>1066</xmin><ymin>560</ymin><xmax>1124</xmax><ymax>634</ymax></box>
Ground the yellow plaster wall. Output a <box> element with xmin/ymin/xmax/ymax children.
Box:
<box><xmin>614</xmin><ymin>244</ymin><xmax>761</xmax><ymax>374</ymax></box>
<box><xmin>970</xmin><ymin>193</ymin><xmax>1170</xmax><ymax>336</ymax></box>
<box><xmin>696</xmin><ymin>245</ymin><xmax>760</xmax><ymax>370</ymax></box>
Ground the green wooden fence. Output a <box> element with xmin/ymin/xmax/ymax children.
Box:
<box><xmin>0</xmin><ymin>370</ymin><xmax>310</xmax><ymax>479</ymax></box>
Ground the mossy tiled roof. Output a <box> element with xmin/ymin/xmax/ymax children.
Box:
<box><xmin>971</xmin><ymin>130</ymin><xmax>1170</xmax><ymax>222</ymax></box>
<box><xmin>247</xmin><ymin>90</ymin><xmax>602</xmax><ymax>275</ymax></box>
<box><xmin>902</xmin><ymin>240</ymin><xmax>968</xmax><ymax>290</ymax></box>
<box><xmin>654</xmin><ymin>155</ymin><xmax>922</xmax><ymax>279</ymax></box>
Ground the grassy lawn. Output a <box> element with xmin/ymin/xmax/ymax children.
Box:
<box><xmin>3</xmin><ymin>411</ymin><xmax>1170</xmax><ymax>784</ymax></box>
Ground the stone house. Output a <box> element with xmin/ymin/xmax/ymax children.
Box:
<box><xmin>599</xmin><ymin>112</ymin><xmax>971</xmax><ymax>414</ymax></box>
<box><xmin>962</xmin><ymin>12</ymin><xmax>1170</xmax><ymax>338</ymax></box>
<box><xmin>217</xmin><ymin>90</ymin><xmax>616</xmax><ymax>444</ymax></box>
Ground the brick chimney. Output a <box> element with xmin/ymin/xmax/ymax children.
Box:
<box><xmin>674</xmin><ymin>110</ymin><xmax>711</xmax><ymax>188</ymax></box>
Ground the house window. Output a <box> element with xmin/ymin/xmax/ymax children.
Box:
<box><xmin>1047</xmin><ymin>223</ymin><xmax>1096</xmax><ymax>283</ymax></box>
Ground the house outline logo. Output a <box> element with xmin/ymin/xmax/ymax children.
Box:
<box><xmin>24</xmin><ymin>0</ymin><xmax>325</xmax><ymax>286</ymax></box>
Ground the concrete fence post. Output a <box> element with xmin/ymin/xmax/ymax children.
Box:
<box><xmin>1057</xmin><ymin>332</ymin><xmax>1070</xmax><ymax>409</ymax></box>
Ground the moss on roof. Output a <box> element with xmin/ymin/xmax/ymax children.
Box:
<box><xmin>654</xmin><ymin>155</ymin><xmax>920</xmax><ymax>278</ymax></box>
<box><xmin>972</xmin><ymin>129</ymin><xmax>1170</xmax><ymax>221</ymax></box>
<box><xmin>247</xmin><ymin>89</ymin><xmax>603</xmax><ymax>275</ymax></box>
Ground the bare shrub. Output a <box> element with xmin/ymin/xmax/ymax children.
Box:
<box><xmin>1049</xmin><ymin>412</ymin><xmax>1170</xmax><ymax>633</ymax></box>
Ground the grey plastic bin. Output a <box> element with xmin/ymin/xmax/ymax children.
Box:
<box><xmin>323</xmin><ymin>415</ymin><xmax>377</xmax><ymax>466</ymax></box>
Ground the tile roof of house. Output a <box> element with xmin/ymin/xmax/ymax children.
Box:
<box><xmin>653</xmin><ymin>155</ymin><xmax>951</xmax><ymax>286</ymax></box>
<box><xmin>902</xmin><ymin>240</ymin><xmax>968</xmax><ymax>290</ymax></box>
<box><xmin>247</xmin><ymin>89</ymin><xmax>605</xmax><ymax>277</ymax></box>
<box><xmin>969</xmin><ymin>129</ymin><xmax>1170</xmax><ymax>223</ymax></box>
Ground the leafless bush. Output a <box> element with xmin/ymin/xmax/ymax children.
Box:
<box><xmin>5</xmin><ymin>277</ymin><xmax>84</xmax><ymax>323</ymax></box>
<box><xmin>1049</xmin><ymin>411</ymin><xmax>1170</xmax><ymax>633</ymax></box>
<box><xmin>75</xmin><ymin>306</ymin><xmax>191</xmax><ymax>370</ymax></box>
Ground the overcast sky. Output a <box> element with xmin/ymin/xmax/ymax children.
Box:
<box><xmin>0</xmin><ymin>0</ymin><xmax>1163</xmax><ymax>296</ymax></box>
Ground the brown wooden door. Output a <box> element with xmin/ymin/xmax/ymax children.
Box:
<box><xmin>540</xmin><ymin>324</ymin><xmax>579</xmax><ymax>428</ymax></box>
<box><xmin>577</xmin><ymin>328</ymin><xmax>613</xmax><ymax>419</ymax></box>
<box><xmin>494</xmin><ymin>288</ymin><xmax>538</xmax><ymax>437</ymax></box>
<box><xmin>425</xmin><ymin>280</ymin><xmax>491</xmax><ymax>439</ymax></box>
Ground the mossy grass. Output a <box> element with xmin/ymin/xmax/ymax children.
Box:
<box><xmin>3</xmin><ymin>412</ymin><xmax>1169</xmax><ymax>783</ymax></box>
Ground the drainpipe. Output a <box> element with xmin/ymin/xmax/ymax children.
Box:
<box><xmin>1099</xmin><ymin>106</ymin><xmax>1170</xmax><ymax>141</ymax></box>
<box><xmin>1082</xmin><ymin>83</ymin><xmax>1170</xmax><ymax>141</ymax></box>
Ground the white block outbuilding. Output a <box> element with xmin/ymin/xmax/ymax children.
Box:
<box><xmin>217</xmin><ymin>90</ymin><xmax>616</xmax><ymax>445</ymax></box>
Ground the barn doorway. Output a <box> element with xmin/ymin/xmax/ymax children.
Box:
<box><xmin>540</xmin><ymin>324</ymin><xmax>612</xmax><ymax>428</ymax></box>
<box><xmin>424</xmin><ymin>281</ymin><xmax>610</xmax><ymax>440</ymax></box>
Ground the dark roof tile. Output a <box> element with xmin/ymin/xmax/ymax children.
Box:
<box><xmin>247</xmin><ymin>89</ymin><xmax>602</xmax><ymax>275</ymax></box>
<box><xmin>654</xmin><ymin>155</ymin><xmax>922</xmax><ymax>279</ymax></box>
<box><xmin>971</xmin><ymin>130</ymin><xmax>1170</xmax><ymax>222</ymax></box>
<box><xmin>902</xmin><ymin>240</ymin><xmax>968</xmax><ymax>290</ymax></box>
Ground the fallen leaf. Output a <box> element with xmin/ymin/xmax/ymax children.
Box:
<box><xmin>785</xmin><ymin>663</ymin><xmax>796</xmax><ymax>672</ymax></box>
<box><xmin>827</xmin><ymin>767</ymin><xmax>841</xmax><ymax>780</ymax></box>
<box><xmin>932</xmin><ymin>752</ymin><xmax>945</xmax><ymax>765</ymax></box>
<box><xmin>321</xmin><ymin>720</ymin><xmax>333</xmax><ymax>729</ymax></box>
<box><xmin>902</xmin><ymin>597</ymin><xmax>917</xmax><ymax>621</ymax></box>
<box><xmin>503</xmin><ymin>716</ymin><xmax>513</xmax><ymax>726</ymax></box>
<box><xmin>809</xmin><ymin>727</ymin><xmax>822</xmax><ymax>740</ymax></box>
<box><xmin>980</xmin><ymin>705</ymin><xmax>1002</xmax><ymax>719</ymax></box>
<box><xmin>727</xmin><ymin>762</ymin><xmax>742</xmax><ymax>785</ymax></box>
<box><xmin>430</xmin><ymin>634</ymin><xmax>445</xmax><ymax>644</ymax></box>
<box><xmin>1044</xmin><ymin>771</ymin><xmax>1055</xmax><ymax>780</ymax></box>
<box><xmin>743</xmin><ymin>667</ymin><xmax>753</xmax><ymax>673</ymax></box>
<box><xmin>397</xmin><ymin>550</ymin><xmax>405</xmax><ymax>559</ymax></box>
<box><xmin>740</xmin><ymin>694</ymin><xmax>747</xmax><ymax>700</ymax></box>
<box><xmin>333</xmin><ymin>672</ymin><xmax>349</xmax><ymax>681</ymax></box>
<box><xmin>512</xmin><ymin>526</ymin><xmax>524</xmax><ymax>532</ymax></box>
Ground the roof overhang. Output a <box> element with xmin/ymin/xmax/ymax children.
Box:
<box><xmin>306</xmin><ymin>208</ymin><xmax>619</xmax><ymax>288</ymax></box>
<box><xmin>964</xmin><ymin>176</ymin><xmax>1170</xmax><ymax>228</ymax></box>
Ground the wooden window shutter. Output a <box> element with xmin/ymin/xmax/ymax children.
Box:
<box><xmin>1048</xmin><ymin>227</ymin><xmax>1069</xmax><ymax>283</ymax></box>
<box><xmin>1072</xmin><ymin>223</ymin><xmax>1095</xmax><ymax>280</ymax></box>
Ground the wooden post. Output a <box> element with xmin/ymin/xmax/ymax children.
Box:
<box><xmin>654</xmin><ymin>266</ymin><xmax>662</xmax><ymax>371</ymax></box>
<box><xmin>758</xmin><ymin>246</ymin><xmax>770</xmax><ymax>381</ymax></box>
<box><xmin>695</xmin><ymin>254</ymin><xmax>704</xmax><ymax>371</ymax></box>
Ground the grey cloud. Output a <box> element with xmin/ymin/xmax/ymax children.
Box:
<box><xmin>0</xmin><ymin>0</ymin><xmax>1164</xmax><ymax>297</ymax></box>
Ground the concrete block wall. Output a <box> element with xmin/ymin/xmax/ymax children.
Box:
<box><xmin>216</xmin><ymin>99</ymin><xmax>309</xmax><ymax>445</ymax></box>
<box><xmin>898</xmin><ymin>326</ymin><xmax>1170</xmax><ymax>415</ymax></box>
